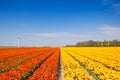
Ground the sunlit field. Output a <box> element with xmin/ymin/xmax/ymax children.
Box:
<box><xmin>0</xmin><ymin>48</ymin><xmax>59</xmax><ymax>80</ymax></box>
<box><xmin>61</xmin><ymin>47</ymin><xmax>120</xmax><ymax>80</ymax></box>
<box><xmin>0</xmin><ymin>47</ymin><xmax>120</xmax><ymax>80</ymax></box>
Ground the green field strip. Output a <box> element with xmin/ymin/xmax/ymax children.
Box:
<box><xmin>19</xmin><ymin>49</ymin><xmax>56</xmax><ymax>80</ymax></box>
<box><xmin>74</xmin><ymin>51</ymin><xmax>120</xmax><ymax>72</ymax></box>
<box><xmin>65</xmin><ymin>50</ymin><xmax>100</xmax><ymax>80</ymax></box>
<box><xmin>0</xmin><ymin>49</ymin><xmax>49</xmax><ymax>74</ymax></box>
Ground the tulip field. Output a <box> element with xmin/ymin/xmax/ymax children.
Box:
<box><xmin>0</xmin><ymin>48</ymin><xmax>59</xmax><ymax>80</ymax></box>
<box><xmin>0</xmin><ymin>47</ymin><xmax>120</xmax><ymax>80</ymax></box>
<box><xmin>61</xmin><ymin>47</ymin><xmax>120</xmax><ymax>80</ymax></box>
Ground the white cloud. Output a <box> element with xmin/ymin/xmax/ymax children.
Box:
<box><xmin>25</xmin><ymin>32</ymin><xmax>88</xmax><ymax>38</ymax></box>
<box><xmin>100</xmin><ymin>25</ymin><xmax>120</xmax><ymax>37</ymax></box>
<box><xmin>21</xmin><ymin>32</ymin><xmax>91</xmax><ymax>46</ymax></box>
<box><xmin>20</xmin><ymin>28</ymin><xmax>120</xmax><ymax>46</ymax></box>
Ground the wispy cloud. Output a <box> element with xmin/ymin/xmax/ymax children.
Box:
<box><xmin>102</xmin><ymin>0</ymin><xmax>120</xmax><ymax>14</ymax></box>
<box><xmin>102</xmin><ymin>0</ymin><xmax>113</xmax><ymax>5</ymax></box>
<box><xmin>100</xmin><ymin>25</ymin><xmax>120</xmax><ymax>37</ymax></box>
<box><xmin>112</xmin><ymin>2</ymin><xmax>120</xmax><ymax>14</ymax></box>
<box><xmin>19</xmin><ymin>28</ymin><xmax>120</xmax><ymax>46</ymax></box>
<box><xmin>24</xmin><ymin>32</ymin><xmax>88</xmax><ymax>38</ymax></box>
<box><xmin>21</xmin><ymin>32</ymin><xmax>91</xmax><ymax>46</ymax></box>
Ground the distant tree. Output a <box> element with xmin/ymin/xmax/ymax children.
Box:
<box><xmin>66</xmin><ymin>40</ymin><xmax>120</xmax><ymax>47</ymax></box>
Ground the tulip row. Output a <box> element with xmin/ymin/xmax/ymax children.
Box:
<box><xmin>0</xmin><ymin>47</ymin><xmax>120</xmax><ymax>80</ymax></box>
<box><xmin>61</xmin><ymin>48</ymin><xmax>93</xmax><ymax>80</ymax></box>
<box><xmin>0</xmin><ymin>48</ymin><xmax>49</xmax><ymax>73</ymax></box>
<box><xmin>0</xmin><ymin>48</ymin><xmax>56</xmax><ymax>80</ymax></box>
<box><xmin>0</xmin><ymin>48</ymin><xmax>45</xmax><ymax>59</ymax></box>
<box><xmin>74</xmin><ymin>47</ymin><xmax>120</xmax><ymax>71</ymax></box>
<box><xmin>29</xmin><ymin>48</ymin><xmax>59</xmax><ymax>80</ymax></box>
<box><xmin>61</xmin><ymin>47</ymin><xmax>120</xmax><ymax>80</ymax></box>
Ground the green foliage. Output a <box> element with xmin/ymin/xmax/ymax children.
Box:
<box><xmin>66</xmin><ymin>40</ymin><xmax>120</xmax><ymax>47</ymax></box>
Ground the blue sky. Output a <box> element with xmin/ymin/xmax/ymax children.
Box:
<box><xmin>0</xmin><ymin>0</ymin><xmax>120</xmax><ymax>46</ymax></box>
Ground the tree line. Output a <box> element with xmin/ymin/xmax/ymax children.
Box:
<box><xmin>66</xmin><ymin>40</ymin><xmax>120</xmax><ymax>47</ymax></box>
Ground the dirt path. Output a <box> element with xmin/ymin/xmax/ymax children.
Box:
<box><xmin>57</xmin><ymin>53</ymin><xmax>64</xmax><ymax>80</ymax></box>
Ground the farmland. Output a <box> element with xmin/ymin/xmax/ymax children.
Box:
<box><xmin>61</xmin><ymin>47</ymin><xmax>120</xmax><ymax>80</ymax></box>
<box><xmin>0</xmin><ymin>47</ymin><xmax>120</xmax><ymax>80</ymax></box>
<box><xmin>0</xmin><ymin>48</ymin><xmax>59</xmax><ymax>80</ymax></box>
